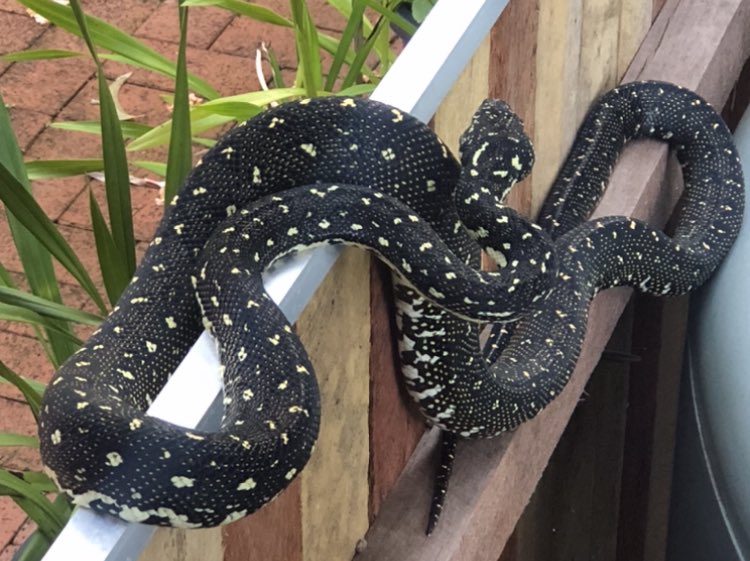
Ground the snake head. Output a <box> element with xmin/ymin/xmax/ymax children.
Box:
<box><xmin>458</xmin><ymin>99</ymin><xmax>535</xmax><ymax>201</ymax></box>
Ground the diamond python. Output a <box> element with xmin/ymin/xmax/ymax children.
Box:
<box><xmin>38</xmin><ymin>81</ymin><xmax>743</xmax><ymax>529</ymax></box>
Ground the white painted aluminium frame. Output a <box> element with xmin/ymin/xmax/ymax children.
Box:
<box><xmin>39</xmin><ymin>1</ymin><xmax>509</xmax><ymax>559</ymax></box>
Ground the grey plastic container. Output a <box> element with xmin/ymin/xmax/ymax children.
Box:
<box><xmin>667</xmin><ymin>107</ymin><xmax>750</xmax><ymax>561</ymax></box>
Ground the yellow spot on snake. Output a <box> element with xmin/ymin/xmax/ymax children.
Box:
<box><xmin>171</xmin><ymin>476</ymin><xmax>195</xmax><ymax>488</ymax></box>
<box><xmin>237</xmin><ymin>477</ymin><xmax>257</xmax><ymax>491</ymax></box>
<box><xmin>117</xmin><ymin>369</ymin><xmax>135</xmax><ymax>380</ymax></box>
<box><xmin>106</xmin><ymin>452</ymin><xmax>123</xmax><ymax>467</ymax></box>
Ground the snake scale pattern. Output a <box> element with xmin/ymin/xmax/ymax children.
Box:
<box><xmin>38</xmin><ymin>81</ymin><xmax>743</xmax><ymax>530</ymax></box>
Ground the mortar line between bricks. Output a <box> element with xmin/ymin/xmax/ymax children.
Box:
<box><xmin>205</xmin><ymin>15</ymin><xmax>237</xmax><ymax>52</ymax></box>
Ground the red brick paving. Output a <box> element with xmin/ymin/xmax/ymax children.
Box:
<box><xmin>0</xmin><ymin>0</ymin><xmax>348</xmax><ymax>555</ymax></box>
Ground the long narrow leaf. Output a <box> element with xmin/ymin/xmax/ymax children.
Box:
<box><xmin>0</xmin><ymin>259</ymin><xmax>16</xmax><ymax>287</ymax></box>
<box><xmin>0</xmin><ymin>303</ymin><xmax>83</xmax><ymax>345</ymax></box>
<box><xmin>182</xmin><ymin>0</ymin><xmax>292</xmax><ymax>26</ymax></box>
<box><xmin>25</xmin><ymin>159</ymin><xmax>104</xmax><ymax>181</ymax></box>
<box><xmin>0</xmin><ymin>372</ymin><xmax>46</xmax><ymax>396</ymax></box>
<box><xmin>23</xmin><ymin>471</ymin><xmax>59</xmax><ymax>494</ymax></box>
<box><xmin>17</xmin><ymin>0</ymin><xmax>219</xmax><ymax>100</ymax></box>
<box><xmin>335</xmin><ymin>83</ymin><xmax>376</xmax><ymax>97</ymax></box>
<box><xmin>0</xmin><ymin>362</ymin><xmax>43</xmax><ymax>421</ymax></box>
<box><xmin>291</xmin><ymin>0</ymin><xmax>322</xmax><ymax>96</ymax></box>
<box><xmin>133</xmin><ymin>160</ymin><xmax>168</xmax><ymax>176</ymax></box>
<box><xmin>0</xmin><ymin>286</ymin><xmax>102</xmax><ymax>325</ymax></box>
<box><xmin>0</xmin><ymin>97</ymin><xmax>84</xmax><ymax>360</ymax></box>
<box><xmin>69</xmin><ymin>0</ymin><xmax>137</xmax><ymax>283</ymax></box>
<box><xmin>128</xmin><ymin>113</ymin><xmax>231</xmax><ymax>152</ymax></box>
<box><xmin>163</xmin><ymin>3</ymin><xmax>193</xmax><ymax>204</ymax></box>
<box><xmin>0</xmin><ymin>163</ymin><xmax>105</xmax><ymax>312</ymax></box>
<box><xmin>12</xmin><ymin>528</ymin><xmax>51</xmax><ymax>561</ymax></box>
<box><xmin>361</xmin><ymin>0</ymin><xmax>415</xmax><ymax>34</ymax></box>
<box><xmin>1</xmin><ymin>49</ymin><xmax>81</xmax><ymax>62</ymax></box>
<box><xmin>0</xmin><ymin>434</ymin><xmax>39</xmax><ymax>448</ymax></box>
<box><xmin>0</xmin><ymin>262</ymin><xmax>59</xmax><ymax>366</ymax></box>
<box><xmin>0</xmin><ymin>470</ymin><xmax>66</xmax><ymax>540</ymax></box>
<box><xmin>324</xmin><ymin>0</ymin><xmax>366</xmax><ymax>91</ymax></box>
<box><xmin>265</xmin><ymin>45</ymin><xmax>286</xmax><ymax>88</ymax></box>
<box><xmin>127</xmin><ymin>89</ymin><xmax>302</xmax><ymax>151</ymax></box>
<box><xmin>51</xmin><ymin>120</ymin><xmax>152</xmax><ymax>139</ymax></box>
<box><xmin>89</xmin><ymin>190</ymin><xmax>130</xmax><ymax>305</ymax></box>
<box><xmin>341</xmin><ymin>2</ymin><xmax>389</xmax><ymax>89</ymax></box>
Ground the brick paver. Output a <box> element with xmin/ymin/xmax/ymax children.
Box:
<box><xmin>0</xmin><ymin>0</ymin><xmax>351</xmax><ymax>555</ymax></box>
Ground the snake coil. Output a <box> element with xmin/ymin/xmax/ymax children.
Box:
<box><xmin>38</xmin><ymin>81</ymin><xmax>743</xmax><ymax>529</ymax></box>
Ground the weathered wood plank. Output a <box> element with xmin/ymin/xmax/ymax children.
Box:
<box><xmin>138</xmin><ymin>527</ymin><xmax>223</xmax><ymax>561</ymax></box>
<box><xmin>297</xmin><ymin>248</ymin><xmax>372</xmax><ymax>561</ymax></box>
<box><xmin>499</xmin><ymin>1</ymin><xmax>654</xmax><ymax>557</ymax></box>
<box><xmin>489</xmin><ymin>0</ymin><xmax>539</xmax><ymax>216</ymax></box>
<box><xmin>532</xmin><ymin>0</ymin><xmax>583</xmax><ymax>216</ymax></box>
<box><xmin>576</xmin><ymin>0</ymin><xmax>622</xmax><ymax>118</ymax></box>
<box><xmin>432</xmin><ymin>34</ymin><xmax>490</xmax><ymax>155</ymax></box>
<box><xmin>354</xmin><ymin>1</ymin><xmax>750</xmax><ymax>559</ymax></box>
<box><xmin>222</xmin><ymin>479</ymin><xmax>302</xmax><ymax>561</ymax></box>
<box><xmin>617</xmin><ymin>1</ymin><xmax>653</xmax><ymax>80</ymax></box>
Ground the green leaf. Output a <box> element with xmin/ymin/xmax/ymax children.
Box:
<box><xmin>335</xmin><ymin>82</ymin><xmax>376</xmax><ymax>97</ymax></box>
<box><xmin>164</xmin><ymin>3</ymin><xmax>193</xmax><ymax>204</ymax></box>
<box><xmin>0</xmin><ymin>303</ymin><xmax>83</xmax><ymax>345</ymax></box>
<box><xmin>364</xmin><ymin>0</ymin><xmax>415</xmax><ymax>34</ymax></box>
<box><xmin>68</xmin><ymin>0</ymin><xmax>137</xmax><ymax>288</ymax></box>
<box><xmin>411</xmin><ymin>0</ymin><xmax>435</xmax><ymax>22</ymax></box>
<box><xmin>0</xmin><ymin>286</ymin><xmax>102</xmax><ymax>325</ymax></box>
<box><xmin>0</xmin><ymin>434</ymin><xmax>39</xmax><ymax>448</ymax></box>
<box><xmin>191</xmin><ymin>100</ymin><xmax>263</xmax><ymax>120</ymax></box>
<box><xmin>22</xmin><ymin>471</ymin><xmax>59</xmax><ymax>494</ymax></box>
<box><xmin>0</xmin><ymin>371</ymin><xmax>46</xmax><ymax>396</ymax></box>
<box><xmin>24</xmin><ymin>159</ymin><xmax>104</xmax><ymax>181</ymax></box>
<box><xmin>0</xmin><ymin>362</ymin><xmax>43</xmax><ymax>421</ymax></box>
<box><xmin>127</xmin><ymin>88</ymin><xmax>302</xmax><ymax>151</ymax></box>
<box><xmin>0</xmin><ymin>163</ymin><xmax>105</xmax><ymax>312</ymax></box>
<box><xmin>10</xmin><ymin>528</ymin><xmax>51</xmax><ymax>561</ymax></box>
<box><xmin>182</xmin><ymin>0</ymin><xmax>292</xmax><ymax>27</ymax></box>
<box><xmin>89</xmin><ymin>190</ymin><xmax>130</xmax><ymax>305</ymax></box>
<box><xmin>17</xmin><ymin>0</ymin><xmax>219</xmax><ymax>100</ymax></box>
<box><xmin>341</xmin><ymin>0</ymin><xmax>391</xmax><ymax>90</ymax></box>
<box><xmin>128</xmin><ymin>113</ymin><xmax>231</xmax><ymax>152</ymax></box>
<box><xmin>0</xmin><ymin>469</ymin><xmax>66</xmax><ymax>541</ymax></box>
<box><xmin>134</xmin><ymin>160</ymin><xmax>168</xmax><ymax>176</ymax></box>
<box><xmin>324</xmin><ymin>0</ymin><xmax>366</xmax><ymax>91</ymax></box>
<box><xmin>0</xmin><ymin>96</ymin><xmax>82</xmax><ymax>361</ymax></box>
<box><xmin>291</xmin><ymin>0</ymin><xmax>322</xmax><ymax>96</ymax></box>
<box><xmin>51</xmin><ymin>120</ymin><xmax>152</xmax><ymax>139</ymax></box>
<box><xmin>264</xmin><ymin>45</ymin><xmax>286</xmax><ymax>88</ymax></box>
<box><xmin>1</xmin><ymin>49</ymin><xmax>81</xmax><ymax>62</ymax></box>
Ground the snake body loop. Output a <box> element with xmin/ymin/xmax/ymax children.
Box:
<box><xmin>38</xmin><ymin>82</ymin><xmax>743</xmax><ymax>529</ymax></box>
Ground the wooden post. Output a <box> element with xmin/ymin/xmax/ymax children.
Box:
<box><xmin>353</xmin><ymin>0</ymin><xmax>750</xmax><ymax>559</ymax></box>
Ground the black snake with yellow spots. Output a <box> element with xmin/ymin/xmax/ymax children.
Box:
<box><xmin>38</xmin><ymin>81</ymin><xmax>743</xmax><ymax>529</ymax></box>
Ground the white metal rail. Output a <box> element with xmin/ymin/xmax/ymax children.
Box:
<box><xmin>40</xmin><ymin>1</ymin><xmax>509</xmax><ymax>559</ymax></box>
